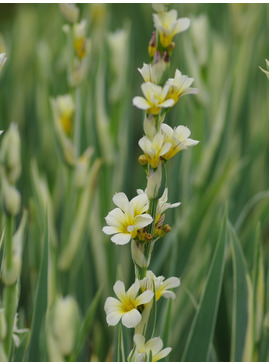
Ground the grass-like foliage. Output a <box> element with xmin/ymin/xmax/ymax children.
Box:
<box><xmin>0</xmin><ymin>3</ymin><xmax>269</xmax><ymax>362</ymax></box>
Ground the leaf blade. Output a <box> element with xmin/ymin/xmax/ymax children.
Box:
<box><xmin>27</xmin><ymin>215</ymin><xmax>49</xmax><ymax>361</ymax></box>
<box><xmin>181</xmin><ymin>206</ymin><xmax>227</xmax><ymax>362</ymax></box>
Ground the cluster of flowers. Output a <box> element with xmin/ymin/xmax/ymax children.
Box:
<box><xmin>103</xmin><ymin>5</ymin><xmax>199</xmax><ymax>361</ymax></box>
<box><xmin>60</xmin><ymin>3</ymin><xmax>91</xmax><ymax>87</ymax></box>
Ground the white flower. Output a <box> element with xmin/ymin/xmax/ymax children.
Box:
<box><xmin>133</xmin><ymin>82</ymin><xmax>174</xmax><ymax>115</ymax></box>
<box><xmin>52</xmin><ymin>94</ymin><xmax>74</xmax><ymax>135</ymax></box>
<box><xmin>102</xmin><ymin>192</ymin><xmax>153</xmax><ymax>245</ymax></box>
<box><xmin>104</xmin><ymin>280</ymin><xmax>154</xmax><ymax>328</ymax></box>
<box><xmin>157</xmin><ymin>187</ymin><xmax>181</xmax><ymax>217</ymax></box>
<box><xmin>138</xmin><ymin>132</ymin><xmax>171</xmax><ymax>169</ymax></box>
<box><xmin>140</xmin><ymin>270</ymin><xmax>180</xmax><ymax>301</ymax></box>
<box><xmin>138</xmin><ymin>61</ymin><xmax>167</xmax><ymax>85</ymax></box>
<box><xmin>0</xmin><ymin>52</ymin><xmax>7</xmax><ymax>71</ymax></box>
<box><xmin>73</xmin><ymin>20</ymin><xmax>90</xmax><ymax>60</ymax></box>
<box><xmin>153</xmin><ymin>9</ymin><xmax>190</xmax><ymax>48</ymax></box>
<box><xmin>131</xmin><ymin>334</ymin><xmax>172</xmax><ymax>362</ymax></box>
<box><xmin>161</xmin><ymin>123</ymin><xmax>199</xmax><ymax>160</ymax></box>
<box><xmin>166</xmin><ymin>69</ymin><xmax>199</xmax><ymax>104</ymax></box>
<box><xmin>137</xmin><ymin>187</ymin><xmax>180</xmax><ymax>230</ymax></box>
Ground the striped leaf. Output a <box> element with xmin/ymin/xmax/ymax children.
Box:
<box><xmin>181</xmin><ymin>206</ymin><xmax>227</xmax><ymax>361</ymax></box>
<box><xmin>229</xmin><ymin>221</ymin><xmax>253</xmax><ymax>361</ymax></box>
<box><xmin>27</xmin><ymin>215</ymin><xmax>49</xmax><ymax>361</ymax></box>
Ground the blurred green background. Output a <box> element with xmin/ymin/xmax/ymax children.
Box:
<box><xmin>0</xmin><ymin>3</ymin><xmax>269</xmax><ymax>361</ymax></box>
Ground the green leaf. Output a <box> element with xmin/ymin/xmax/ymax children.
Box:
<box><xmin>116</xmin><ymin>323</ymin><xmax>125</xmax><ymax>362</ymax></box>
<box><xmin>161</xmin><ymin>298</ymin><xmax>172</xmax><ymax>349</ymax></box>
<box><xmin>145</xmin><ymin>280</ymin><xmax>157</xmax><ymax>340</ymax></box>
<box><xmin>181</xmin><ymin>206</ymin><xmax>227</xmax><ymax>362</ymax></box>
<box><xmin>229</xmin><ymin>221</ymin><xmax>253</xmax><ymax>361</ymax></box>
<box><xmin>70</xmin><ymin>288</ymin><xmax>102</xmax><ymax>361</ymax></box>
<box><xmin>252</xmin><ymin>223</ymin><xmax>265</xmax><ymax>346</ymax></box>
<box><xmin>27</xmin><ymin>214</ymin><xmax>49</xmax><ymax>361</ymax></box>
<box><xmin>13</xmin><ymin>332</ymin><xmax>29</xmax><ymax>362</ymax></box>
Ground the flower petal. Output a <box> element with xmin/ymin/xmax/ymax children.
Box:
<box><xmin>174</xmin><ymin>17</ymin><xmax>190</xmax><ymax>34</ymax></box>
<box><xmin>131</xmin><ymin>193</ymin><xmax>149</xmax><ymax>215</ymax></box>
<box><xmin>113</xmin><ymin>192</ymin><xmax>129</xmax><ymax>212</ymax></box>
<box><xmin>105</xmin><ymin>208</ymin><xmax>125</xmax><ymax>229</ymax></box>
<box><xmin>185</xmin><ymin>138</ymin><xmax>199</xmax><ymax>147</ymax></box>
<box><xmin>134</xmin><ymin>334</ymin><xmax>146</xmax><ymax>350</ymax></box>
<box><xmin>102</xmin><ymin>226</ymin><xmax>121</xmax><ymax>235</ymax></box>
<box><xmin>161</xmin><ymin>277</ymin><xmax>180</xmax><ymax>290</ymax></box>
<box><xmin>113</xmin><ymin>280</ymin><xmax>126</xmax><ymax>301</ymax></box>
<box><xmin>127</xmin><ymin>279</ymin><xmax>140</xmax><ymax>299</ymax></box>
<box><xmin>111</xmin><ymin>233</ymin><xmax>131</xmax><ymax>245</ymax></box>
<box><xmin>153</xmin><ymin>347</ymin><xmax>172</xmax><ymax>362</ymax></box>
<box><xmin>122</xmin><ymin>309</ymin><xmax>141</xmax><ymax>328</ymax></box>
<box><xmin>159</xmin><ymin>99</ymin><xmax>175</xmax><ymax>108</ymax></box>
<box><xmin>133</xmin><ymin>96</ymin><xmax>150</xmax><ymax>110</ymax></box>
<box><xmin>146</xmin><ymin>337</ymin><xmax>163</xmax><ymax>356</ymax></box>
<box><xmin>134</xmin><ymin>214</ymin><xmax>153</xmax><ymax>230</ymax></box>
<box><xmin>104</xmin><ymin>297</ymin><xmax>122</xmax><ymax>315</ymax></box>
<box><xmin>135</xmin><ymin>289</ymin><xmax>154</xmax><ymax>306</ymax></box>
<box><xmin>106</xmin><ymin>311</ymin><xmax>123</xmax><ymax>326</ymax></box>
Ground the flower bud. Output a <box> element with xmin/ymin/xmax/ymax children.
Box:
<box><xmin>2</xmin><ymin>210</ymin><xmax>27</xmax><ymax>285</ymax></box>
<box><xmin>0</xmin><ymin>123</ymin><xmax>21</xmax><ymax>185</ymax></box>
<box><xmin>148</xmin><ymin>31</ymin><xmax>157</xmax><ymax>58</ymax></box>
<box><xmin>47</xmin><ymin>296</ymin><xmax>80</xmax><ymax>361</ymax></box>
<box><xmin>1</xmin><ymin>176</ymin><xmax>21</xmax><ymax>217</ymax></box>
<box><xmin>73</xmin><ymin>20</ymin><xmax>90</xmax><ymax>60</ymax></box>
<box><xmin>51</xmin><ymin>96</ymin><xmax>76</xmax><ymax>167</ymax></box>
<box><xmin>138</xmin><ymin>154</ymin><xmax>148</xmax><ymax>166</ymax></box>
<box><xmin>146</xmin><ymin>162</ymin><xmax>166</xmax><ymax>200</ymax></box>
<box><xmin>152</xmin><ymin>3</ymin><xmax>170</xmax><ymax>13</ymax></box>
<box><xmin>163</xmin><ymin>224</ymin><xmax>172</xmax><ymax>233</ymax></box>
<box><xmin>131</xmin><ymin>240</ymin><xmax>147</xmax><ymax>269</ymax></box>
<box><xmin>59</xmin><ymin>4</ymin><xmax>79</xmax><ymax>23</ymax></box>
<box><xmin>143</xmin><ymin>114</ymin><xmax>157</xmax><ymax>139</ymax></box>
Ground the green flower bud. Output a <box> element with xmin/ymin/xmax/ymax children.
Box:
<box><xmin>46</xmin><ymin>296</ymin><xmax>80</xmax><ymax>361</ymax></box>
<box><xmin>0</xmin><ymin>123</ymin><xmax>21</xmax><ymax>185</ymax></box>
<box><xmin>1</xmin><ymin>176</ymin><xmax>21</xmax><ymax>217</ymax></box>
<box><xmin>2</xmin><ymin>210</ymin><xmax>27</xmax><ymax>285</ymax></box>
<box><xmin>131</xmin><ymin>240</ymin><xmax>147</xmax><ymax>269</ymax></box>
<box><xmin>59</xmin><ymin>4</ymin><xmax>79</xmax><ymax>23</ymax></box>
<box><xmin>146</xmin><ymin>162</ymin><xmax>166</xmax><ymax>200</ymax></box>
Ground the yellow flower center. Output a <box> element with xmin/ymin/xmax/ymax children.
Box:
<box><xmin>60</xmin><ymin>114</ymin><xmax>72</xmax><ymax>135</ymax></box>
<box><xmin>122</xmin><ymin>300</ymin><xmax>136</xmax><ymax>312</ymax></box>
<box><xmin>74</xmin><ymin>38</ymin><xmax>86</xmax><ymax>59</ymax></box>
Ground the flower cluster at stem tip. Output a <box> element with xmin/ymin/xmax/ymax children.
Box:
<box><xmin>103</xmin><ymin>4</ymin><xmax>199</xmax><ymax>361</ymax></box>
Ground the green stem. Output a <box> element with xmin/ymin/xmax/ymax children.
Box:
<box><xmin>74</xmin><ymin>86</ymin><xmax>81</xmax><ymax>157</ymax></box>
<box><xmin>5</xmin><ymin>216</ymin><xmax>13</xmax><ymax>271</ymax></box>
<box><xmin>136</xmin><ymin>198</ymin><xmax>159</xmax><ymax>280</ymax></box>
<box><xmin>3</xmin><ymin>216</ymin><xmax>16</xmax><ymax>358</ymax></box>
<box><xmin>4</xmin><ymin>284</ymin><xmax>17</xmax><ymax>358</ymax></box>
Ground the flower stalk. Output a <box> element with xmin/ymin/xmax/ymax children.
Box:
<box><xmin>103</xmin><ymin>4</ymin><xmax>199</xmax><ymax>361</ymax></box>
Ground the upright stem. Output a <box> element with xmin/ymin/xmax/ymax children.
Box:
<box><xmin>3</xmin><ymin>216</ymin><xmax>17</xmax><ymax>358</ymax></box>
<box><xmin>5</xmin><ymin>216</ymin><xmax>13</xmax><ymax>271</ymax></box>
<box><xmin>74</xmin><ymin>86</ymin><xmax>81</xmax><ymax>157</ymax></box>
<box><xmin>136</xmin><ymin>198</ymin><xmax>159</xmax><ymax>280</ymax></box>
